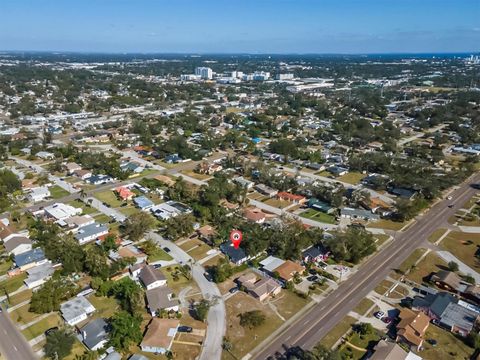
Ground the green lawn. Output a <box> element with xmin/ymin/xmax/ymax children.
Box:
<box><xmin>393</xmin><ymin>248</ymin><xmax>427</xmax><ymax>278</ymax></box>
<box><xmin>49</xmin><ymin>185</ymin><xmax>70</xmax><ymax>199</ymax></box>
<box><xmin>440</xmin><ymin>231</ymin><xmax>480</xmax><ymax>271</ymax></box>
<box><xmin>319</xmin><ymin>315</ymin><xmax>357</xmax><ymax>349</ymax></box>
<box><xmin>93</xmin><ymin>214</ymin><xmax>111</xmax><ymax>223</ymax></box>
<box><xmin>373</xmin><ymin>234</ymin><xmax>390</xmax><ymax>247</ymax></box>
<box><xmin>119</xmin><ymin>205</ymin><xmax>140</xmax><ymax>216</ymax></box>
<box><xmin>67</xmin><ymin>199</ymin><xmax>96</xmax><ymax>215</ymax></box>
<box><xmin>21</xmin><ymin>314</ymin><xmax>62</xmax><ymax>340</ymax></box>
<box><xmin>0</xmin><ymin>260</ymin><xmax>12</xmax><ymax>275</ymax></box>
<box><xmin>406</xmin><ymin>252</ymin><xmax>447</xmax><ymax>284</ymax></box>
<box><xmin>428</xmin><ymin>228</ymin><xmax>449</xmax><ymax>243</ymax></box>
<box><xmin>368</xmin><ymin>219</ymin><xmax>408</xmax><ymax>231</ymax></box>
<box><xmin>87</xmin><ymin>295</ymin><xmax>119</xmax><ymax>319</ymax></box>
<box><xmin>421</xmin><ymin>324</ymin><xmax>473</xmax><ymax>360</ymax></box>
<box><xmin>146</xmin><ymin>247</ymin><xmax>173</xmax><ymax>263</ymax></box>
<box><xmin>8</xmin><ymin>289</ymin><xmax>32</xmax><ymax>306</ymax></box>
<box><xmin>300</xmin><ymin>209</ymin><xmax>336</xmax><ymax>224</ymax></box>
<box><xmin>337</xmin><ymin>172</ymin><xmax>366</xmax><ymax>185</ymax></box>
<box><xmin>353</xmin><ymin>298</ymin><xmax>374</xmax><ymax>316</ymax></box>
<box><xmin>0</xmin><ymin>273</ymin><xmax>27</xmax><ymax>294</ymax></box>
<box><xmin>94</xmin><ymin>190</ymin><xmax>123</xmax><ymax>208</ymax></box>
<box><xmin>10</xmin><ymin>304</ymin><xmax>39</xmax><ymax>324</ymax></box>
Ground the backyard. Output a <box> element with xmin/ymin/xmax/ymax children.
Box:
<box><xmin>440</xmin><ymin>231</ymin><xmax>480</xmax><ymax>270</ymax></box>
<box><xmin>300</xmin><ymin>209</ymin><xmax>336</xmax><ymax>224</ymax></box>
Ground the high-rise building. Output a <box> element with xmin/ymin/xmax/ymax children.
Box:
<box><xmin>195</xmin><ymin>67</ymin><xmax>213</xmax><ymax>80</ymax></box>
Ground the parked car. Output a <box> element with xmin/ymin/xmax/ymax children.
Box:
<box><xmin>229</xmin><ymin>287</ymin><xmax>239</xmax><ymax>294</ymax></box>
<box><xmin>307</xmin><ymin>275</ymin><xmax>319</xmax><ymax>282</ymax></box>
<box><xmin>308</xmin><ymin>269</ymin><xmax>317</xmax><ymax>275</ymax></box>
<box><xmin>204</xmin><ymin>272</ymin><xmax>213</xmax><ymax>282</ymax></box>
<box><xmin>382</xmin><ymin>317</ymin><xmax>393</xmax><ymax>324</ymax></box>
<box><xmin>375</xmin><ymin>311</ymin><xmax>385</xmax><ymax>319</ymax></box>
<box><xmin>163</xmin><ymin>247</ymin><xmax>171</xmax><ymax>253</ymax></box>
<box><xmin>427</xmin><ymin>339</ymin><xmax>437</xmax><ymax>347</ymax></box>
<box><xmin>447</xmin><ymin>195</ymin><xmax>453</xmax><ymax>200</ymax></box>
<box><xmin>45</xmin><ymin>327</ymin><xmax>59</xmax><ymax>336</ymax></box>
<box><xmin>178</xmin><ymin>326</ymin><xmax>192</xmax><ymax>333</ymax></box>
<box><xmin>152</xmin><ymin>264</ymin><xmax>162</xmax><ymax>269</ymax></box>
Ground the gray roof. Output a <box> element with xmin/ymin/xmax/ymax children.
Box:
<box><xmin>75</xmin><ymin>223</ymin><xmax>108</xmax><ymax>241</ymax></box>
<box><xmin>146</xmin><ymin>286</ymin><xmax>180</xmax><ymax>311</ymax></box>
<box><xmin>104</xmin><ymin>352</ymin><xmax>122</xmax><ymax>360</ymax></box>
<box><xmin>139</xmin><ymin>265</ymin><xmax>166</xmax><ymax>287</ymax></box>
<box><xmin>128</xmin><ymin>355</ymin><xmax>149</xmax><ymax>360</ymax></box>
<box><xmin>60</xmin><ymin>296</ymin><xmax>95</xmax><ymax>323</ymax></box>
<box><xmin>341</xmin><ymin>207</ymin><xmax>379</xmax><ymax>220</ymax></box>
<box><xmin>24</xmin><ymin>262</ymin><xmax>54</xmax><ymax>287</ymax></box>
<box><xmin>4</xmin><ymin>236</ymin><xmax>31</xmax><ymax>253</ymax></box>
<box><xmin>14</xmin><ymin>248</ymin><xmax>45</xmax><ymax>267</ymax></box>
<box><xmin>440</xmin><ymin>302</ymin><xmax>478</xmax><ymax>331</ymax></box>
<box><xmin>80</xmin><ymin>318</ymin><xmax>109</xmax><ymax>350</ymax></box>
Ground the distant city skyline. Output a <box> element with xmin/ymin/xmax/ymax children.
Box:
<box><xmin>1</xmin><ymin>0</ymin><xmax>479</xmax><ymax>54</ymax></box>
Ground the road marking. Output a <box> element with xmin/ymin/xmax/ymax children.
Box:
<box><xmin>13</xmin><ymin>346</ymin><xmax>17</xmax><ymax>351</ymax></box>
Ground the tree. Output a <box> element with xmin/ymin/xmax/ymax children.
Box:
<box><xmin>238</xmin><ymin>310</ymin><xmax>266</xmax><ymax>329</ymax></box>
<box><xmin>193</xmin><ymin>299</ymin><xmax>211</xmax><ymax>322</ymax></box>
<box><xmin>44</xmin><ymin>329</ymin><xmax>75</xmax><ymax>360</ymax></box>
<box><xmin>324</xmin><ymin>228</ymin><xmax>376</xmax><ymax>264</ymax></box>
<box><xmin>122</xmin><ymin>212</ymin><xmax>155</xmax><ymax>241</ymax></box>
<box><xmin>448</xmin><ymin>261</ymin><xmax>459</xmax><ymax>272</ymax></box>
<box><xmin>110</xmin><ymin>277</ymin><xmax>144</xmax><ymax>314</ymax></box>
<box><xmin>30</xmin><ymin>278</ymin><xmax>76</xmax><ymax>313</ymax></box>
<box><xmin>162</xmin><ymin>214</ymin><xmax>195</xmax><ymax>240</ymax></box>
<box><xmin>355</xmin><ymin>322</ymin><xmax>374</xmax><ymax>335</ymax></box>
<box><xmin>108</xmin><ymin>311</ymin><xmax>143</xmax><ymax>351</ymax></box>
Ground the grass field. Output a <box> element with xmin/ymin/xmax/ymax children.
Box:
<box><xmin>67</xmin><ymin>199</ymin><xmax>97</xmax><ymax>214</ymax></box>
<box><xmin>49</xmin><ymin>185</ymin><xmax>70</xmax><ymax>199</ymax></box>
<box><xmin>22</xmin><ymin>314</ymin><xmax>62</xmax><ymax>340</ymax></box>
<box><xmin>0</xmin><ymin>273</ymin><xmax>27</xmax><ymax>294</ymax></box>
<box><xmin>440</xmin><ymin>231</ymin><xmax>480</xmax><ymax>270</ymax></box>
<box><xmin>268</xmin><ymin>290</ymin><xmax>310</xmax><ymax>320</ymax></box>
<box><xmin>353</xmin><ymin>298</ymin><xmax>374</xmax><ymax>315</ymax></box>
<box><xmin>300</xmin><ymin>209</ymin><xmax>336</xmax><ymax>224</ymax></box>
<box><xmin>374</xmin><ymin>280</ymin><xmax>394</xmax><ymax>295</ymax></box>
<box><xmin>180</xmin><ymin>170</ymin><xmax>212</xmax><ymax>181</ymax></box>
<box><xmin>392</xmin><ymin>248</ymin><xmax>427</xmax><ymax>278</ymax></box>
<box><xmin>421</xmin><ymin>324</ymin><xmax>473</xmax><ymax>360</ymax></box>
<box><xmin>179</xmin><ymin>239</ymin><xmax>212</xmax><ymax>261</ymax></box>
<box><xmin>87</xmin><ymin>295</ymin><xmax>119</xmax><ymax>319</ymax></box>
<box><xmin>94</xmin><ymin>190</ymin><xmax>123</xmax><ymax>208</ymax></box>
<box><xmin>119</xmin><ymin>205</ymin><xmax>140</xmax><ymax>217</ymax></box>
<box><xmin>373</xmin><ymin>234</ymin><xmax>390</xmax><ymax>247</ymax></box>
<box><xmin>10</xmin><ymin>304</ymin><xmax>39</xmax><ymax>324</ymax></box>
<box><xmin>406</xmin><ymin>252</ymin><xmax>447</xmax><ymax>284</ymax></box>
<box><xmin>0</xmin><ymin>260</ymin><xmax>12</xmax><ymax>275</ymax></box>
<box><xmin>368</xmin><ymin>219</ymin><xmax>409</xmax><ymax>231</ymax></box>
<box><xmin>428</xmin><ymin>228</ymin><xmax>449</xmax><ymax>243</ymax></box>
<box><xmin>263</xmin><ymin>198</ymin><xmax>291</xmax><ymax>209</ymax></box>
<box><xmin>146</xmin><ymin>247</ymin><xmax>173</xmax><ymax>263</ymax></box>
<box><xmin>224</xmin><ymin>292</ymin><xmax>284</xmax><ymax>359</ymax></box>
<box><xmin>337</xmin><ymin>172</ymin><xmax>366</xmax><ymax>185</ymax></box>
<box><xmin>319</xmin><ymin>315</ymin><xmax>357</xmax><ymax>349</ymax></box>
<box><xmin>8</xmin><ymin>289</ymin><xmax>32</xmax><ymax>306</ymax></box>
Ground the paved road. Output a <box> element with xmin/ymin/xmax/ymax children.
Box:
<box><xmin>252</xmin><ymin>172</ymin><xmax>480</xmax><ymax>359</ymax></box>
<box><xmin>148</xmin><ymin>232</ymin><xmax>225</xmax><ymax>360</ymax></box>
<box><xmin>0</xmin><ymin>310</ymin><xmax>37</xmax><ymax>360</ymax></box>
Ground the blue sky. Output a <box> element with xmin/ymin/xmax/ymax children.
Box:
<box><xmin>0</xmin><ymin>0</ymin><xmax>478</xmax><ymax>53</ymax></box>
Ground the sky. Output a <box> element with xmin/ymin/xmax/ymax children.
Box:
<box><xmin>0</xmin><ymin>0</ymin><xmax>479</xmax><ymax>54</ymax></box>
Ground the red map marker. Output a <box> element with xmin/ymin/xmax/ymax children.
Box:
<box><xmin>230</xmin><ymin>230</ymin><xmax>243</xmax><ymax>249</ymax></box>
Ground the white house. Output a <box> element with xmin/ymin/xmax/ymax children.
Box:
<box><xmin>24</xmin><ymin>262</ymin><xmax>54</xmax><ymax>289</ymax></box>
<box><xmin>75</xmin><ymin>223</ymin><xmax>109</xmax><ymax>245</ymax></box>
<box><xmin>43</xmin><ymin>203</ymin><xmax>82</xmax><ymax>221</ymax></box>
<box><xmin>4</xmin><ymin>236</ymin><xmax>32</xmax><ymax>256</ymax></box>
<box><xmin>60</xmin><ymin>296</ymin><xmax>96</xmax><ymax>326</ymax></box>
<box><xmin>139</xmin><ymin>265</ymin><xmax>167</xmax><ymax>290</ymax></box>
<box><xmin>28</xmin><ymin>186</ymin><xmax>51</xmax><ymax>203</ymax></box>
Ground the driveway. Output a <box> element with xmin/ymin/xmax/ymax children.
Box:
<box><xmin>148</xmin><ymin>231</ymin><xmax>225</xmax><ymax>360</ymax></box>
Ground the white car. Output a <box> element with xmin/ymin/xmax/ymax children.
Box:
<box><xmin>375</xmin><ymin>311</ymin><xmax>385</xmax><ymax>319</ymax></box>
<box><xmin>447</xmin><ymin>195</ymin><xmax>453</xmax><ymax>200</ymax></box>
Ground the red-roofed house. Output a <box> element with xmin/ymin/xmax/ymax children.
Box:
<box><xmin>115</xmin><ymin>186</ymin><xmax>135</xmax><ymax>201</ymax></box>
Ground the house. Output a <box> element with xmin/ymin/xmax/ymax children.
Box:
<box><xmin>65</xmin><ymin>162</ymin><xmax>81</xmax><ymax>174</ymax></box>
<box><xmin>75</xmin><ymin>223</ymin><xmax>109</xmax><ymax>245</ymax></box>
<box><xmin>255</xmin><ymin>184</ymin><xmax>278</xmax><ymax>197</ymax></box>
<box><xmin>4</xmin><ymin>236</ymin><xmax>32</xmax><ymax>256</ymax></box>
<box><xmin>139</xmin><ymin>265</ymin><xmax>167</xmax><ymax>290</ymax></box>
<box><xmin>36</xmin><ymin>151</ymin><xmax>55</xmax><ymax>160</ymax></box>
<box><xmin>243</xmin><ymin>208</ymin><xmax>266</xmax><ymax>224</ymax></box>
<box><xmin>259</xmin><ymin>256</ymin><xmax>286</xmax><ymax>274</ymax></box>
<box><xmin>327</xmin><ymin>166</ymin><xmax>348</xmax><ymax>176</ymax></box>
<box><xmin>80</xmin><ymin>318</ymin><xmax>109</xmax><ymax>351</ymax></box>
<box><xmin>164</xmin><ymin>154</ymin><xmax>182</xmax><ymax>164</ymax></box>
<box><xmin>233</xmin><ymin>176</ymin><xmax>255</xmax><ymax>189</ymax></box>
<box><xmin>86</xmin><ymin>174</ymin><xmax>114</xmax><ymax>185</ymax></box>
<box><xmin>220</xmin><ymin>243</ymin><xmax>249</xmax><ymax>265</ymax></box>
<box><xmin>74</xmin><ymin>169</ymin><xmax>93</xmax><ymax>180</ymax></box>
<box><xmin>28</xmin><ymin>186</ymin><xmax>50</xmax><ymax>202</ymax></box>
<box><xmin>60</xmin><ymin>296</ymin><xmax>96</xmax><ymax>326</ymax></box>
<box><xmin>197</xmin><ymin>225</ymin><xmax>216</xmax><ymax>245</ymax></box>
<box><xmin>43</xmin><ymin>203</ymin><xmax>82</xmax><ymax>221</ymax></box>
<box><xmin>340</xmin><ymin>207</ymin><xmax>380</xmax><ymax>221</ymax></box>
<box><xmin>302</xmin><ymin>245</ymin><xmax>329</xmax><ymax>263</ymax></box>
<box><xmin>431</xmin><ymin>270</ymin><xmax>465</xmax><ymax>293</ymax></box>
<box><xmin>150</xmin><ymin>201</ymin><xmax>192</xmax><ymax>221</ymax></box>
<box><xmin>110</xmin><ymin>244</ymin><xmax>147</xmax><ymax>265</ymax></box>
<box><xmin>306</xmin><ymin>163</ymin><xmax>325</xmax><ymax>171</ymax></box>
<box><xmin>103</xmin><ymin>351</ymin><xmax>122</xmax><ymax>360</ymax></box>
<box><xmin>134</xmin><ymin>196</ymin><xmax>154</xmax><ymax>211</ymax></box>
<box><xmin>277</xmin><ymin>192</ymin><xmax>307</xmax><ymax>205</ymax></box>
<box><xmin>24</xmin><ymin>262</ymin><xmax>54</xmax><ymax>289</ymax></box>
<box><xmin>14</xmin><ymin>248</ymin><xmax>47</xmax><ymax>271</ymax></box>
<box><xmin>120</xmin><ymin>161</ymin><xmax>144</xmax><ymax>173</ymax></box>
<box><xmin>115</xmin><ymin>186</ymin><xmax>135</xmax><ymax>201</ymax></box>
<box><xmin>129</xmin><ymin>355</ymin><xmax>149</xmax><ymax>360</ymax></box>
<box><xmin>396</xmin><ymin>308</ymin><xmax>430</xmax><ymax>351</ymax></box>
<box><xmin>413</xmin><ymin>291</ymin><xmax>480</xmax><ymax>336</ymax></box>
<box><xmin>140</xmin><ymin>318</ymin><xmax>179</xmax><ymax>354</ymax></box>
<box><xmin>389</xmin><ymin>187</ymin><xmax>417</xmax><ymax>200</ymax></box>
<box><xmin>370</xmin><ymin>339</ymin><xmax>422</xmax><ymax>360</ymax></box>
<box><xmin>307</xmin><ymin>198</ymin><xmax>335</xmax><ymax>214</ymax></box>
<box><xmin>236</xmin><ymin>273</ymin><xmax>281</xmax><ymax>301</ymax></box>
<box><xmin>274</xmin><ymin>260</ymin><xmax>305</xmax><ymax>282</ymax></box>
<box><xmin>63</xmin><ymin>215</ymin><xmax>95</xmax><ymax>231</ymax></box>
<box><xmin>129</xmin><ymin>262</ymin><xmax>147</xmax><ymax>280</ymax></box>
<box><xmin>146</xmin><ymin>286</ymin><xmax>180</xmax><ymax>315</ymax></box>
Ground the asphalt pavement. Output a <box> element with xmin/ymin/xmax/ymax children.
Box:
<box><xmin>252</xmin><ymin>173</ymin><xmax>480</xmax><ymax>359</ymax></box>
<box><xmin>0</xmin><ymin>309</ymin><xmax>37</xmax><ymax>360</ymax></box>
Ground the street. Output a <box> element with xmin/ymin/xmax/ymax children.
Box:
<box><xmin>251</xmin><ymin>173</ymin><xmax>480</xmax><ymax>359</ymax></box>
<box><xmin>0</xmin><ymin>309</ymin><xmax>37</xmax><ymax>360</ymax></box>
